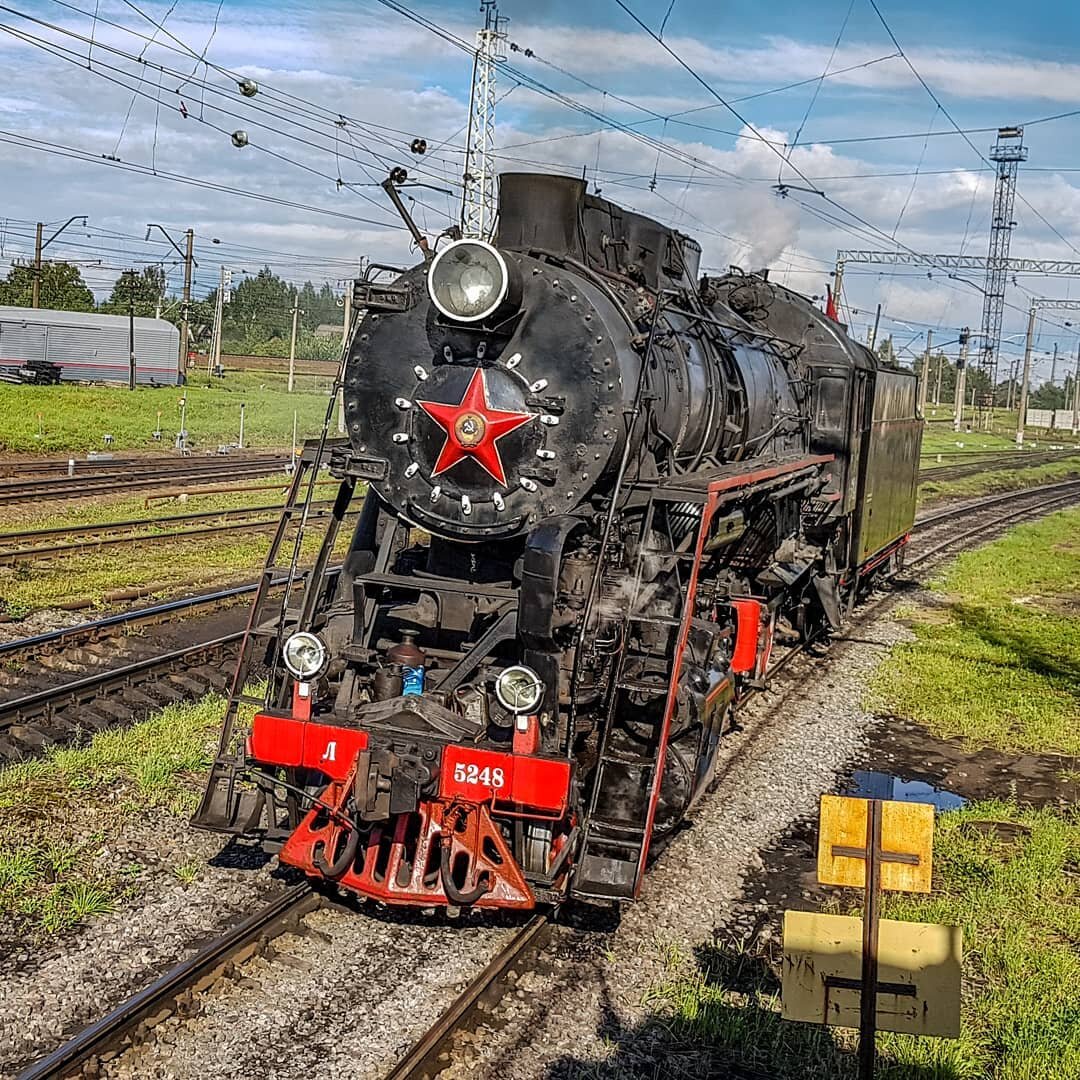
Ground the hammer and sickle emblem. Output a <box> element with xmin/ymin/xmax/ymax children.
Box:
<box><xmin>454</xmin><ymin>411</ymin><xmax>486</xmax><ymax>448</ymax></box>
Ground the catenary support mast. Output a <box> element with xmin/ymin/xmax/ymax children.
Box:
<box><xmin>460</xmin><ymin>2</ymin><xmax>507</xmax><ymax>239</ymax></box>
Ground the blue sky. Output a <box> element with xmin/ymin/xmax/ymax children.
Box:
<box><xmin>2</xmin><ymin>0</ymin><xmax>1080</xmax><ymax>379</ymax></box>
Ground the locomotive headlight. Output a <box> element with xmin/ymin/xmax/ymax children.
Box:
<box><xmin>494</xmin><ymin>665</ymin><xmax>544</xmax><ymax>715</ymax></box>
<box><xmin>428</xmin><ymin>239</ymin><xmax>511</xmax><ymax>323</ymax></box>
<box><xmin>282</xmin><ymin>631</ymin><xmax>328</xmax><ymax>681</ymax></box>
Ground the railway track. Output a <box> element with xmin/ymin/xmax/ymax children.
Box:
<box><xmin>13</xmin><ymin>476</ymin><xmax>1080</xmax><ymax>1080</ymax></box>
<box><xmin>918</xmin><ymin>448</ymin><xmax>1079</xmax><ymax>482</ymax></box>
<box><xmin>0</xmin><ymin>454</ymin><xmax>290</xmax><ymax>504</ymax></box>
<box><xmin>0</xmin><ymin>500</ymin><xmax>337</xmax><ymax>566</ymax></box>
<box><xmin>0</xmin><ymin>585</ymin><xmax>270</xmax><ymax>758</ymax></box>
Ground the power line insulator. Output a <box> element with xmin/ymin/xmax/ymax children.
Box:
<box><xmin>389</xmin><ymin>166</ymin><xmax>408</xmax><ymax>185</ymax></box>
<box><xmin>410</xmin><ymin>138</ymin><xmax>427</xmax><ymax>155</ymax></box>
<box><xmin>237</xmin><ymin>78</ymin><xmax>259</xmax><ymax>98</ymax></box>
<box><xmin>231</xmin><ymin>130</ymin><xmax>249</xmax><ymax>149</ymax></box>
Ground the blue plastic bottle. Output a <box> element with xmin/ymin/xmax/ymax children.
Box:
<box><xmin>402</xmin><ymin>665</ymin><xmax>424</xmax><ymax>696</ymax></box>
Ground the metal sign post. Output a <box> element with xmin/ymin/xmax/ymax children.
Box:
<box><xmin>859</xmin><ymin>799</ymin><xmax>882</xmax><ymax>1079</ymax></box>
<box><xmin>783</xmin><ymin>795</ymin><xmax>960</xmax><ymax>1074</ymax></box>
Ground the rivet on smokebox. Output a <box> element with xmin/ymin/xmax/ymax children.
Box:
<box><xmin>404</xmin><ymin>463</ymin><xmax>419</xmax><ymax>477</ymax></box>
<box><xmin>430</xmin><ymin>485</ymin><xmax>442</xmax><ymax>502</ymax></box>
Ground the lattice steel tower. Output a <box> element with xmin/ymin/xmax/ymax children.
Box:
<box><xmin>978</xmin><ymin>126</ymin><xmax>1027</xmax><ymax>405</ymax></box>
<box><xmin>461</xmin><ymin>2</ymin><xmax>507</xmax><ymax>239</ymax></box>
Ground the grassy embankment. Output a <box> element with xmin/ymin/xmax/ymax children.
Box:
<box><xmin>918</xmin><ymin>454</ymin><xmax>1080</xmax><ymax>504</ymax></box>
<box><xmin>0</xmin><ymin>693</ymin><xmax>230</xmax><ymax>936</ymax></box>
<box><xmin>0</xmin><ymin>371</ymin><xmax>331</xmax><ymax>453</ymax></box>
<box><xmin>647</xmin><ymin>508</ymin><xmax>1080</xmax><ymax>1079</ymax></box>
<box><xmin>0</xmin><ymin>473</ymin><xmax>348</xmax><ymax>618</ymax></box>
<box><xmin>918</xmin><ymin>416</ymin><xmax>1080</xmax><ymax>504</ymax></box>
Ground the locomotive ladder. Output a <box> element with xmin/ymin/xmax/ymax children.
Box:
<box><xmin>572</xmin><ymin>490</ymin><xmax>703</xmax><ymax>901</ymax></box>
<box><xmin>192</xmin><ymin>438</ymin><xmax>357</xmax><ymax>832</ymax></box>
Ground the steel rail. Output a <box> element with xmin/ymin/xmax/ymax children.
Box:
<box><xmin>0</xmin><ymin>502</ymin><xmax>292</xmax><ymax>543</ymax></box>
<box><xmin>15</xmin><ymin>884</ymin><xmax>319</xmax><ymax>1080</ymax></box>
<box><xmin>907</xmin><ymin>490</ymin><xmax>1080</xmax><ymax>569</ymax></box>
<box><xmin>11</xmin><ymin>480</ymin><xmax>1080</xmax><ymax>1080</ymax></box>
<box><xmin>383</xmin><ymin>915</ymin><xmax>552</xmax><ymax>1080</ymax></box>
<box><xmin>0</xmin><ymin>455</ymin><xmax>286</xmax><ymax>493</ymax></box>
<box><xmin>0</xmin><ymin>584</ymin><xmax>260</xmax><ymax>658</ymax></box>
<box><xmin>0</xmin><ymin>507</ymin><xmax>344</xmax><ymax>566</ymax></box>
<box><xmin>0</xmin><ymin>633</ymin><xmax>244</xmax><ymax>728</ymax></box>
<box><xmin>0</xmin><ymin>518</ymin><xmax>284</xmax><ymax>565</ymax></box>
<box><xmin>0</xmin><ymin>453</ymin><xmax>286</xmax><ymax>479</ymax></box>
<box><xmin>913</xmin><ymin>477</ymin><xmax>1080</xmax><ymax>528</ymax></box>
<box><xmin>919</xmin><ymin>450</ymin><xmax>1079</xmax><ymax>482</ymax></box>
<box><xmin>0</xmin><ymin>462</ymin><xmax>290</xmax><ymax>504</ymax></box>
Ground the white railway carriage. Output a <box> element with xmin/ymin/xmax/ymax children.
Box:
<box><xmin>0</xmin><ymin>307</ymin><xmax>181</xmax><ymax>386</ymax></box>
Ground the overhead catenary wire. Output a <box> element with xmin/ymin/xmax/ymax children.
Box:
<box><xmin>7</xmin><ymin>0</ymin><xmax>1079</xmax><ymax>347</ymax></box>
<box><xmin>865</xmin><ymin>0</ymin><xmax>1080</xmax><ymax>261</ymax></box>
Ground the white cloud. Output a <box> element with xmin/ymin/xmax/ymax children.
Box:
<box><xmin>1</xmin><ymin>0</ymin><xmax>1078</xmax><ymax>357</ymax></box>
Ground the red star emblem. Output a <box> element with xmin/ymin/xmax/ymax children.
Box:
<box><xmin>417</xmin><ymin>368</ymin><xmax>536</xmax><ymax>487</ymax></box>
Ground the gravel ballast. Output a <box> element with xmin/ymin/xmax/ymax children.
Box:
<box><xmin>460</xmin><ymin>615</ymin><xmax>915</xmax><ymax>1079</ymax></box>
<box><xmin>72</xmin><ymin>614</ymin><xmax>911</xmax><ymax>1080</ymax></box>
<box><xmin>0</xmin><ymin>817</ymin><xmax>288</xmax><ymax>1080</ymax></box>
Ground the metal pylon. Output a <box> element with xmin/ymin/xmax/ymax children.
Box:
<box><xmin>461</xmin><ymin>1</ymin><xmax>506</xmax><ymax>240</ymax></box>
<box><xmin>978</xmin><ymin>126</ymin><xmax>1027</xmax><ymax>419</ymax></box>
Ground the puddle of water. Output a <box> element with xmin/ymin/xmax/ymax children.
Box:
<box><xmin>848</xmin><ymin>770</ymin><xmax>968</xmax><ymax>812</ymax></box>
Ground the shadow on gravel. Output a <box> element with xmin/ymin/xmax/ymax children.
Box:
<box><xmin>207</xmin><ymin>838</ymin><xmax>277</xmax><ymax>871</ymax></box>
<box><xmin>543</xmin><ymin>940</ymin><xmax>963</xmax><ymax>1080</ymax></box>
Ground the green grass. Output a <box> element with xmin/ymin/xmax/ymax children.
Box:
<box><xmin>646</xmin><ymin>802</ymin><xmax>1080</xmax><ymax>1080</ymax></box>
<box><xmin>0</xmin><ymin>691</ymin><xmax>229</xmax><ymax>937</ymax></box>
<box><xmin>878</xmin><ymin>801</ymin><xmax>1080</xmax><ymax>1079</ymax></box>
<box><xmin>869</xmin><ymin>506</ymin><xmax>1080</xmax><ymax>755</ymax></box>
<box><xmin>0</xmin><ymin>470</ymin><xmax>303</xmax><ymax>531</ymax></box>
<box><xmin>918</xmin><ymin>455</ymin><xmax>1080</xmax><ymax>505</ymax></box>
<box><xmin>0</xmin><ymin>472</ymin><xmax>350</xmax><ymax>617</ymax></box>
<box><xmin>0</xmin><ymin>370</ymin><xmax>333</xmax><ymax>453</ymax></box>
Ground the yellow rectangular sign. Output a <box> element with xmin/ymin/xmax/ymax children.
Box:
<box><xmin>818</xmin><ymin>794</ymin><xmax>934</xmax><ymax>893</ymax></box>
<box><xmin>781</xmin><ymin>910</ymin><xmax>962</xmax><ymax>1038</ymax></box>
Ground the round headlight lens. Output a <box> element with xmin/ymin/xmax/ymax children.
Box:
<box><xmin>428</xmin><ymin>239</ymin><xmax>509</xmax><ymax>323</ymax></box>
<box><xmin>494</xmin><ymin>665</ymin><xmax>544</xmax><ymax>714</ymax></box>
<box><xmin>282</xmin><ymin>631</ymin><xmax>327</xmax><ymax>680</ymax></box>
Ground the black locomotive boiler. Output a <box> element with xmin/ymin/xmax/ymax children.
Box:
<box><xmin>195</xmin><ymin>173</ymin><xmax>921</xmax><ymax>909</ymax></box>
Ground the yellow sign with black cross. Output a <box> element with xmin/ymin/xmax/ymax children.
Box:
<box><xmin>781</xmin><ymin>909</ymin><xmax>962</xmax><ymax>1038</ymax></box>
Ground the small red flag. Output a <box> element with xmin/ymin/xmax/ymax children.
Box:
<box><xmin>825</xmin><ymin>283</ymin><xmax>839</xmax><ymax>321</ymax></box>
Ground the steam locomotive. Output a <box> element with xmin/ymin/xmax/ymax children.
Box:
<box><xmin>194</xmin><ymin>173</ymin><xmax>921</xmax><ymax>909</ymax></box>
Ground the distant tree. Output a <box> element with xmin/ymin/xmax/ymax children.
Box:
<box><xmin>876</xmin><ymin>335</ymin><xmax>897</xmax><ymax>366</ymax></box>
<box><xmin>206</xmin><ymin>266</ymin><xmax>343</xmax><ymax>358</ymax></box>
<box><xmin>99</xmin><ymin>266</ymin><xmax>167</xmax><ymax>318</ymax></box>
<box><xmin>0</xmin><ymin>260</ymin><xmax>95</xmax><ymax>311</ymax></box>
<box><xmin>219</xmin><ymin>266</ymin><xmax>294</xmax><ymax>342</ymax></box>
<box><xmin>1030</xmin><ymin>379</ymin><xmax>1073</xmax><ymax>411</ymax></box>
